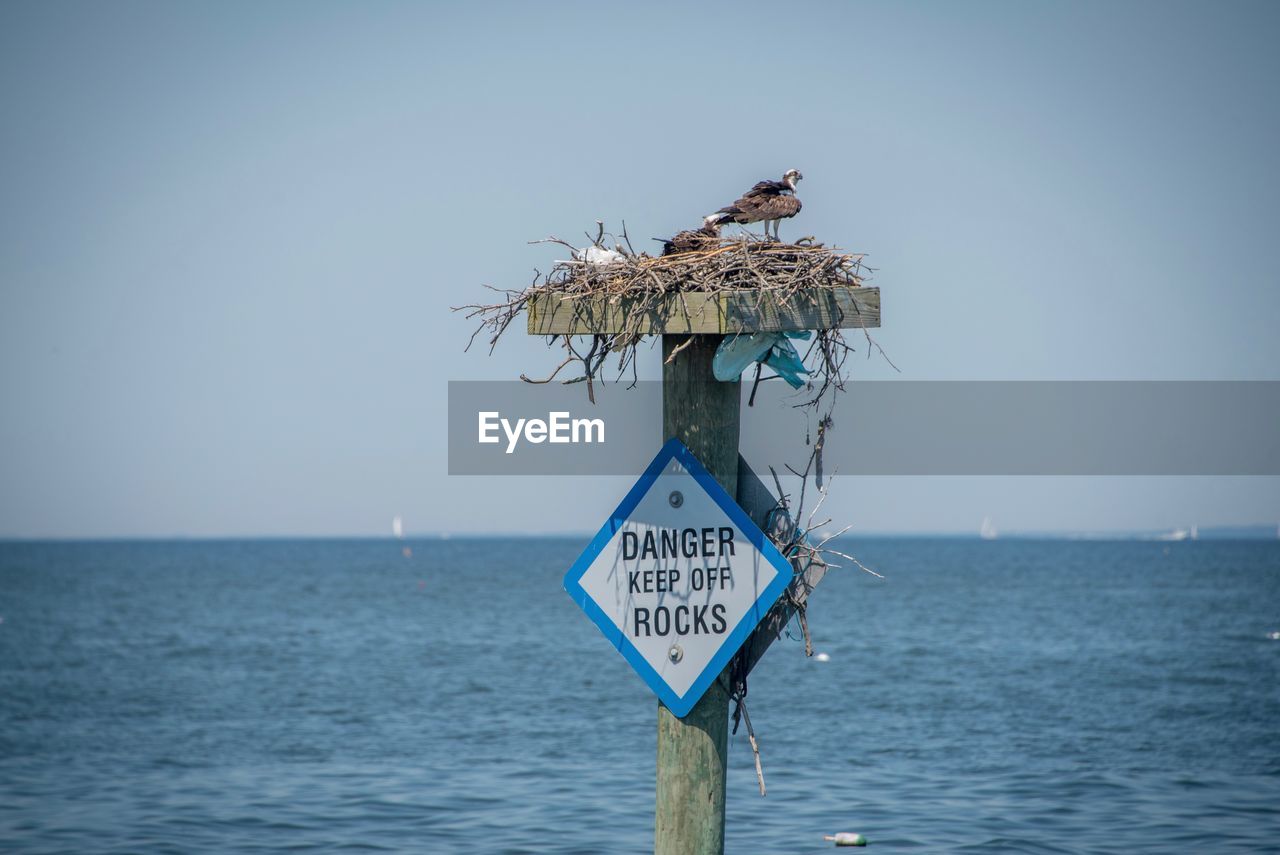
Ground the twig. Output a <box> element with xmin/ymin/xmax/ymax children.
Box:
<box><xmin>528</xmin><ymin>236</ymin><xmax>577</xmax><ymax>251</ymax></box>
<box><xmin>740</xmin><ymin>699</ymin><xmax>766</xmax><ymax>797</ymax></box>
<box><xmin>791</xmin><ymin>596</ymin><xmax>813</xmax><ymax>657</ymax></box>
<box><xmin>519</xmin><ymin>354</ymin><xmax>575</xmax><ymax>385</ymax></box>
<box><xmin>748</xmin><ymin>362</ymin><xmax>765</xmax><ymax>407</ymax></box>
<box><xmin>822</xmin><ymin>547</ymin><xmax>885</xmax><ymax>579</ymax></box>
<box><xmin>619</xmin><ymin>220</ymin><xmax>636</xmax><ymax>256</ymax></box>
<box><xmin>863</xmin><ymin>328</ymin><xmax>901</xmax><ymax>372</ymax></box>
<box><xmin>663</xmin><ymin>336</ymin><xmax>696</xmax><ymax>365</ymax></box>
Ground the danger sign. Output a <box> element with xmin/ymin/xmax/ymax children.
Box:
<box><xmin>564</xmin><ymin>438</ymin><xmax>793</xmax><ymax>717</ymax></box>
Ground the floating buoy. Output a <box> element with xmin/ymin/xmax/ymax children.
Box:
<box><xmin>824</xmin><ymin>832</ymin><xmax>867</xmax><ymax>846</ymax></box>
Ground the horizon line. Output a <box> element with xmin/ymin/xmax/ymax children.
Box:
<box><xmin>1</xmin><ymin>526</ymin><xmax>1277</xmax><ymax>544</ymax></box>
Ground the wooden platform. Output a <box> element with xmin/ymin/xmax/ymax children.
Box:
<box><xmin>526</xmin><ymin>285</ymin><xmax>879</xmax><ymax>336</ymax></box>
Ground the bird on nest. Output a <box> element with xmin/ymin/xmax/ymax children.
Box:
<box><xmin>659</xmin><ymin>219</ymin><xmax>723</xmax><ymax>256</ymax></box>
<box><xmin>706</xmin><ymin>169</ymin><xmax>803</xmax><ymax>241</ymax></box>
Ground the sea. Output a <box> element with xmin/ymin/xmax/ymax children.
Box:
<box><xmin>0</xmin><ymin>538</ymin><xmax>1277</xmax><ymax>853</ymax></box>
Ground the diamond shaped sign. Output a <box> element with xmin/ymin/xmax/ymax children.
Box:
<box><xmin>564</xmin><ymin>438</ymin><xmax>793</xmax><ymax>717</ymax></box>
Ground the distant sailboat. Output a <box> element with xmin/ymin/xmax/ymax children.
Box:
<box><xmin>980</xmin><ymin>516</ymin><xmax>998</xmax><ymax>540</ymax></box>
<box><xmin>393</xmin><ymin>515</ymin><xmax>411</xmax><ymax>558</ymax></box>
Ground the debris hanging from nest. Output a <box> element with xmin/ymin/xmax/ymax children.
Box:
<box><xmin>457</xmin><ymin>221</ymin><xmax>892</xmax><ymax>407</ymax></box>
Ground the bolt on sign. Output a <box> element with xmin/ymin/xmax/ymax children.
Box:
<box><xmin>564</xmin><ymin>438</ymin><xmax>793</xmax><ymax>717</ymax></box>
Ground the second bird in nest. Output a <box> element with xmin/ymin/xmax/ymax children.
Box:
<box><xmin>660</xmin><ymin>220</ymin><xmax>723</xmax><ymax>256</ymax></box>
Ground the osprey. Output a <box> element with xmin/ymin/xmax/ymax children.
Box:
<box><xmin>707</xmin><ymin>169</ymin><xmax>803</xmax><ymax>240</ymax></box>
<box><xmin>659</xmin><ymin>220</ymin><xmax>723</xmax><ymax>256</ymax></box>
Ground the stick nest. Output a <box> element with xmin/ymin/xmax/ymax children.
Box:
<box><xmin>543</xmin><ymin>234</ymin><xmax>867</xmax><ymax>299</ymax></box>
<box><xmin>458</xmin><ymin>223</ymin><xmax>888</xmax><ymax>405</ymax></box>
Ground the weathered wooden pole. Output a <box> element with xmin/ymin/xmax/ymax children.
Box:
<box><xmin>655</xmin><ymin>333</ymin><xmax>740</xmax><ymax>855</ymax></box>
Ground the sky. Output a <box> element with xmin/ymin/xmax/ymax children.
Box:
<box><xmin>1</xmin><ymin>0</ymin><xmax>1278</xmax><ymax>538</ymax></box>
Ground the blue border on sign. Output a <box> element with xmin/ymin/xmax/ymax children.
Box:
<box><xmin>563</xmin><ymin>437</ymin><xmax>794</xmax><ymax>718</ymax></box>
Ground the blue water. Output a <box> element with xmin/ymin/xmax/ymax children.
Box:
<box><xmin>1</xmin><ymin>538</ymin><xmax>1277</xmax><ymax>853</ymax></box>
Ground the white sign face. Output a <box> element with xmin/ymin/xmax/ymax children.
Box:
<box><xmin>564</xmin><ymin>439</ymin><xmax>793</xmax><ymax>717</ymax></box>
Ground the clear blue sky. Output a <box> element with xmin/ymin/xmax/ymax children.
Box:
<box><xmin>2</xmin><ymin>1</ymin><xmax>1277</xmax><ymax>537</ymax></box>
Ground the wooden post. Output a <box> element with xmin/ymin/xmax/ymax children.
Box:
<box><xmin>655</xmin><ymin>333</ymin><xmax>740</xmax><ymax>855</ymax></box>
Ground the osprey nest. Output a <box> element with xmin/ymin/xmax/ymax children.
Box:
<box><xmin>458</xmin><ymin>223</ymin><xmax>884</xmax><ymax>406</ymax></box>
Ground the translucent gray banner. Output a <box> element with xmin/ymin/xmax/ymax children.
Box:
<box><xmin>447</xmin><ymin>381</ymin><xmax>1280</xmax><ymax>476</ymax></box>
